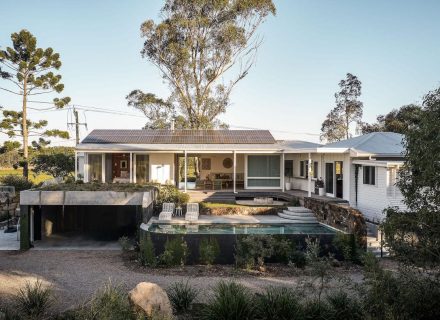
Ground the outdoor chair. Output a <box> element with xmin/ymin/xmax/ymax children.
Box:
<box><xmin>185</xmin><ymin>203</ymin><xmax>199</xmax><ymax>221</ymax></box>
<box><xmin>158</xmin><ymin>202</ymin><xmax>175</xmax><ymax>221</ymax></box>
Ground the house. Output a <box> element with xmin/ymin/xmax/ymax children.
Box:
<box><xmin>75</xmin><ymin>129</ymin><xmax>406</xmax><ymax>222</ymax></box>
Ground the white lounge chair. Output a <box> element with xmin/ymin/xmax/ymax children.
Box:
<box><xmin>185</xmin><ymin>203</ymin><xmax>199</xmax><ymax>221</ymax></box>
<box><xmin>158</xmin><ymin>202</ymin><xmax>175</xmax><ymax>221</ymax></box>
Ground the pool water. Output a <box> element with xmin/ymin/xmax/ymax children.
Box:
<box><xmin>148</xmin><ymin>223</ymin><xmax>336</xmax><ymax>235</ymax></box>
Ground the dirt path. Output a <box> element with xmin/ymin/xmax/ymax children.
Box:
<box><xmin>0</xmin><ymin>250</ymin><xmax>363</xmax><ymax>311</ymax></box>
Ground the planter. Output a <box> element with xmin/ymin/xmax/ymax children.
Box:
<box><xmin>319</xmin><ymin>188</ymin><xmax>325</xmax><ymax>196</ymax></box>
<box><xmin>285</xmin><ymin>182</ymin><xmax>292</xmax><ymax>191</ymax></box>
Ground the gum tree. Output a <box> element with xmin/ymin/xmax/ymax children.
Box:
<box><xmin>0</xmin><ymin>29</ymin><xmax>70</xmax><ymax>179</ymax></box>
<box><xmin>127</xmin><ymin>0</ymin><xmax>276</xmax><ymax>129</ymax></box>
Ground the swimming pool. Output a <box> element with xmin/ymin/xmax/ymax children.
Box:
<box><xmin>148</xmin><ymin>223</ymin><xmax>336</xmax><ymax>235</ymax></box>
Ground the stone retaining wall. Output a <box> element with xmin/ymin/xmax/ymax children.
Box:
<box><xmin>201</xmin><ymin>206</ymin><xmax>281</xmax><ymax>216</ymax></box>
<box><xmin>304</xmin><ymin>197</ymin><xmax>367</xmax><ymax>247</ymax></box>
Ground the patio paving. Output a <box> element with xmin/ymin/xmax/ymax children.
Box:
<box><xmin>0</xmin><ymin>229</ymin><xmax>20</xmax><ymax>250</ymax></box>
<box><xmin>152</xmin><ymin>214</ymin><xmax>311</xmax><ymax>225</ymax></box>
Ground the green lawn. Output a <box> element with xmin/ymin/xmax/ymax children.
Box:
<box><xmin>0</xmin><ymin>168</ymin><xmax>53</xmax><ymax>185</ymax></box>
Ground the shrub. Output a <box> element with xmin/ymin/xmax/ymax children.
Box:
<box><xmin>118</xmin><ymin>236</ymin><xmax>131</xmax><ymax>252</ymax></box>
<box><xmin>327</xmin><ymin>291</ymin><xmax>364</xmax><ymax>320</ymax></box>
<box><xmin>272</xmin><ymin>237</ymin><xmax>293</xmax><ymax>264</ymax></box>
<box><xmin>139</xmin><ymin>233</ymin><xmax>156</xmax><ymax>266</ymax></box>
<box><xmin>201</xmin><ymin>281</ymin><xmax>255</xmax><ymax>320</ymax></box>
<box><xmin>289</xmin><ymin>250</ymin><xmax>307</xmax><ymax>269</ymax></box>
<box><xmin>333</xmin><ymin>233</ymin><xmax>362</xmax><ymax>263</ymax></box>
<box><xmin>199</xmin><ymin>237</ymin><xmax>220</xmax><ymax>265</ymax></box>
<box><xmin>14</xmin><ymin>280</ymin><xmax>53</xmax><ymax>319</ymax></box>
<box><xmin>159</xmin><ymin>237</ymin><xmax>188</xmax><ymax>267</ymax></box>
<box><xmin>235</xmin><ymin>235</ymin><xmax>275</xmax><ymax>270</ymax></box>
<box><xmin>305</xmin><ymin>236</ymin><xmax>320</xmax><ymax>263</ymax></box>
<box><xmin>255</xmin><ymin>286</ymin><xmax>303</xmax><ymax>320</ymax></box>
<box><xmin>302</xmin><ymin>299</ymin><xmax>331</xmax><ymax>320</ymax></box>
<box><xmin>166</xmin><ymin>280</ymin><xmax>199</xmax><ymax>314</ymax></box>
<box><xmin>157</xmin><ymin>184</ymin><xmax>190</xmax><ymax>206</ymax></box>
<box><xmin>0</xmin><ymin>174</ymin><xmax>33</xmax><ymax>192</ymax></box>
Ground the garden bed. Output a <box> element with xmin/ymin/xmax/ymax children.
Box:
<box><xmin>200</xmin><ymin>202</ymin><xmax>283</xmax><ymax>215</ymax></box>
<box><xmin>34</xmin><ymin>182</ymin><xmax>157</xmax><ymax>192</ymax></box>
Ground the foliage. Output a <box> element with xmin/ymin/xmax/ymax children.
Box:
<box><xmin>31</xmin><ymin>152</ymin><xmax>75</xmax><ymax>179</ymax></box>
<box><xmin>327</xmin><ymin>291</ymin><xmax>364</xmax><ymax>320</ymax></box>
<box><xmin>0</xmin><ymin>29</ymin><xmax>70</xmax><ymax>179</ymax></box>
<box><xmin>272</xmin><ymin>237</ymin><xmax>293</xmax><ymax>264</ymax></box>
<box><xmin>166</xmin><ymin>280</ymin><xmax>199</xmax><ymax>314</ymax></box>
<box><xmin>139</xmin><ymin>233</ymin><xmax>156</xmax><ymax>267</ymax></box>
<box><xmin>36</xmin><ymin>182</ymin><xmax>155</xmax><ymax>192</ymax></box>
<box><xmin>0</xmin><ymin>174</ymin><xmax>34</xmax><ymax>191</ymax></box>
<box><xmin>361</xmin><ymin>104</ymin><xmax>423</xmax><ymax>134</ymax></box>
<box><xmin>128</xmin><ymin>0</ymin><xmax>276</xmax><ymax>129</ymax></box>
<box><xmin>118</xmin><ymin>236</ymin><xmax>131</xmax><ymax>252</ymax></box>
<box><xmin>254</xmin><ymin>286</ymin><xmax>303</xmax><ymax>320</ymax></box>
<box><xmin>156</xmin><ymin>184</ymin><xmax>190</xmax><ymax>207</ymax></box>
<box><xmin>159</xmin><ymin>237</ymin><xmax>188</xmax><ymax>267</ymax></box>
<box><xmin>305</xmin><ymin>236</ymin><xmax>321</xmax><ymax>263</ymax></box>
<box><xmin>14</xmin><ymin>280</ymin><xmax>53</xmax><ymax>319</ymax></box>
<box><xmin>199</xmin><ymin>237</ymin><xmax>220</xmax><ymax>265</ymax></box>
<box><xmin>235</xmin><ymin>235</ymin><xmax>276</xmax><ymax>270</ymax></box>
<box><xmin>332</xmin><ymin>233</ymin><xmax>362</xmax><ymax>264</ymax></box>
<box><xmin>382</xmin><ymin>87</ymin><xmax>440</xmax><ymax>266</ymax></box>
<box><xmin>320</xmin><ymin>73</ymin><xmax>363</xmax><ymax>142</ymax></box>
<box><xmin>289</xmin><ymin>250</ymin><xmax>307</xmax><ymax>269</ymax></box>
<box><xmin>201</xmin><ymin>281</ymin><xmax>255</xmax><ymax>320</ymax></box>
<box><xmin>302</xmin><ymin>299</ymin><xmax>331</xmax><ymax>320</ymax></box>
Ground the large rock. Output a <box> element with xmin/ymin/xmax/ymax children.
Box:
<box><xmin>128</xmin><ymin>282</ymin><xmax>173</xmax><ymax>319</ymax></box>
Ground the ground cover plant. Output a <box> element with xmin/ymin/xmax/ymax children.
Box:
<box><xmin>198</xmin><ymin>237</ymin><xmax>220</xmax><ymax>265</ymax></box>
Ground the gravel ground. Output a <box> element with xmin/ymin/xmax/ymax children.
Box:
<box><xmin>0</xmin><ymin>250</ymin><xmax>363</xmax><ymax>311</ymax></box>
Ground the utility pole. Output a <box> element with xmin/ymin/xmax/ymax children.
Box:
<box><xmin>68</xmin><ymin>106</ymin><xmax>87</xmax><ymax>145</ymax></box>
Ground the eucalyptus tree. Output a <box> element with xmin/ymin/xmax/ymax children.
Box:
<box><xmin>321</xmin><ymin>73</ymin><xmax>363</xmax><ymax>142</ymax></box>
<box><xmin>0</xmin><ymin>29</ymin><xmax>70</xmax><ymax>178</ymax></box>
<box><xmin>127</xmin><ymin>0</ymin><xmax>276</xmax><ymax>129</ymax></box>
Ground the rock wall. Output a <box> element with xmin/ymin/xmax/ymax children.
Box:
<box><xmin>304</xmin><ymin>197</ymin><xmax>367</xmax><ymax>248</ymax></box>
<box><xmin>201</xmin><ymin>206</ymin><xmax>280</xmax><ymax>216</ymax></box>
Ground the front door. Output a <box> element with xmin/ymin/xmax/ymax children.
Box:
<box><xmin>335</xmin><ymin>161</ymin><xmax>343</xmax><ymax>198</ymax></box>
<box><xmin>325</xmin><ymin>163</ymin><xmax>334</xmax><ymax>195</ymax></box>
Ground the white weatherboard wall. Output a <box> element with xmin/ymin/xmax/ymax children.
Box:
<box><xmin>355</xmin><ymin>166</ymin><xmax>406</xmax><ymax>222</ymax></box>
<box><xmin>149</xmin><ymin>153</ymin><xmax>175</xmax><ymax>184</ymax></box>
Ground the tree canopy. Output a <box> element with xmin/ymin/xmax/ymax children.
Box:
<box><xmin>320</xmin><ymin>73</ymin><xmax>363</xmax><ymax>142</ymax></box>
<box><xmin>0</xmin><ymin>29</ymin><xmax>70</xmax><ymax>179</ymax></box>
<box><xmin>127</xmin><ymin>0</ymin><xmax>276</xmax><ymax>129</ymax></box>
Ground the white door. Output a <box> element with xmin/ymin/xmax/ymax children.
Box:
<box><xmin>151</xmin><ymin>164</ymin><xmax>171</xmax><ymax>184</ymax></box>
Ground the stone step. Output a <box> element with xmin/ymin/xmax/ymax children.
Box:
<box><xmin>287</xmin><ymin>207</ymin><xmax>314</xmax><ymax>213</ymax></box>
<box><xmin>278</xmin><ymin>212</ymin><xmax>318</xmax><ymax>222</ymax></box>
<box><xmin>282</xmin><ymin>210</ymin><xmax>315</xmax><ymax>217</ymax></box>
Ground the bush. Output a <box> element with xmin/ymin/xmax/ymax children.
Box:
<box><xmin>272</xmin><ymin>237</ymin><xmax>293</xmax><ymax>264</ymax></box>
<box><xmin>302</xmin><ymin>299</ymin><xmax>331</xmax><ymax>320</ymax></box>
<box><xmin>235</xmin><ymin>235</ymin><xmax>276</xmax><ymax>270</ymax></box>
<box><xmin>118</xmin><ymin>236</ymin><xmax>131</xmax><ymax>252</ymax></box>
<box><xmin>0</xmin><ymin>174</ymin><xmax>34</xmax><ymax>192</ymax></box>
<box><xmin>327</xmin><ymin>291</ymin><xmax>364</xmax><ymax>320</ymax></box>
<box><xmin>255</xmin><ymin>286</ymin><xmax>303</xmax><ymax>320</ymax></box>
<box><xmin>305</xmin><ymin>236</ymin><xmax>320</xmax><ymax>263</ymax></box>
<box><xmin>289</xmin><ymin>250</ymin><xmax>307</xmax><ymax>269</ymax></box>
<box><xmin>333</xmin><ymin>233</ymin><xmax>362</xmax><ymax>263</ymax></box>
<box><xmin>201</xmin><ymin>281</ymin><xmax>255</xmax><ymax>320</ymax></box>
<box><xmin>159</xmin><ymin>237</ymin><xmax>188</xmax><ymax>267</ymax></box>
<box><xmin>199</xmin><ymin>237</ymin><xmax>220</xmax><ymax>265</ymax></box>
<box><xmin>157</xmin><ymin>184</ymin><xmax>190</xmax><ymax>206</ymax></box>
<box><xmin>139</xmin><ymin>233</ymin><xmax>156</xmax><ymax>266</ymax></box>
<box><xmin>14</xmin><ymin>280</ymin><xmax>53</xmax><ymax>319</ymax></box>
<box><xmin>166</xmin><ymin>280</ymin><xmax>199</xmax><ymax>314</ymax></box>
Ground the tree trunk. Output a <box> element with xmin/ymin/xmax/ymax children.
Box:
<box><xmin>22</xmin><ymin>79</ymin><xmax>29</xmax><ymax>180</ymax></box>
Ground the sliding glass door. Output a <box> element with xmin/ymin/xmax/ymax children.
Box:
<box><xmin>325</xmin><ymin>163</ymin><xmax>334</xmax><ymax>194</ymax></box>
<box><xmin>88</xmin><ymin>154</ymin><xmax>102</xmax><ymax>182</ymax></box>
<box><xmin>247</xmin><ymin>155</ymin><xmax>281</xmax><ymax>188</ymax></box>
<box><xmin>135</xmin><ymin>154</ymin><xmax>149</xmax><ymax>184</ymax></box>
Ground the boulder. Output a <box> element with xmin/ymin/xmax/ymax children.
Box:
<box><xmin>128</xmin><ymin>282</ymin><xmax>173</xmax><ymax>318</ymax></box>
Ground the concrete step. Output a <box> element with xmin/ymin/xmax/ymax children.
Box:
<box><xmin>282</xmin><ymin>210</ymin><xmax>315</xmax><ymax>217</ymax></box>
<box><xmin>278</xmin><ymin>212</ymin><xmax>318</xmax><ymax>222</ymax></box>
<box><xmin>287</xmin><ymin>207</ymin><xmax>314</xmax><ymax>213</ymax></box>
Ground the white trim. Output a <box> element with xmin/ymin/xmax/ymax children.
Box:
<box><xmin>308</xmin><ymin>152</ymin><xmax>312</xmax><ymax>197</ymax></box>
<box><xmin>281</xmin><ymin>153</ymin><xmax>285</xmax><ymax>192</ymax></box>
<box><xmin>129</xmin><ymin>152</ymin><xmax>133</xmax><ymax>183</ymax></box>
<box><xmin>133</xmin><ymin>153</ymin><xmax>137</xmax><ymax>183</ymax></box>
<box><xmin>101</xmin><ymin>153</ymin><xmax>105</xmax><ymax>183</ymax></box>
<box><xmin>233</xmin><ymin>150</ymin><xmax>237</xmax><ymax>193</ymax></box>
<box><xmin>74</xmin><ymin>151</ymin><xmax>78</xmax><ymax>181</ymax></box>
<box><xmin>184</xmin><ymin>150</ymin><xmax>187</xmax><ymax>192</ymax></box>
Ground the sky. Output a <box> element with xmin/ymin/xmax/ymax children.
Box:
<box><xmin>1</xmin><ymin>0</ymin><xmax>439</xmax><ymax>145</ymax></box>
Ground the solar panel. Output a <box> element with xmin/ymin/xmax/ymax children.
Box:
<box><xmin>81</xmin><ymin>129</ymin><xmax>276</xmax><ymax>145</ymax></box>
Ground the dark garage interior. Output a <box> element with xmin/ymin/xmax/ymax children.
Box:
<box><xmin>32</xmin><ymin>205</ymin><xmax>139</xmax><ymax>242</ymax></box>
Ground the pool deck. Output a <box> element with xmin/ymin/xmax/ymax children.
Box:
<box><xmin>151</xmin><ymin>214</ymin><xmax>312</xmax><ymax>225</ymax></box>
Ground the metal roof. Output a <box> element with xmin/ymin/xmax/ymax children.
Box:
<box><xmin>81</xmin><ymin>129</ymin><xmax>276</xmax><ymax>145</ymax></box>
<box><xmin>320</xmin><ymin>132</ymin><xmax>404</xmax><ymax>156</ymax></box>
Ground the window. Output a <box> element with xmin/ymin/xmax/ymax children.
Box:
<box><xmin>135</xmin><ymin>154</ymin><xmax>149</xmax><ymax>184</ymax></box>
<box><xmin>300</xmin><ymin>160</ymin><xmax>308</xmax><ymax>178</ymax></box>
<box><xmin>313</xmin><ymin>161</ymin><xmax>318</xmax><ymax>179</ymax></box>
<box><xmin>363</xmin><ymin>166</ymin><xmax>376</xmax><ymax>185</ymax></box>
<box><xmin>88</xmin><ymin>154</ymin><xmax>102</xmax><ymax>182</ymax></box>
<box><xmin>284</xmin><ymin>160</ymin><xmax>293</xmax><ymax>177</ymax></box>
<box><xmin>300</xmin><ymin>161</ymin><xmax>304</xmax><ymax>177</ymax></box>
<box><xmin>247</xmin><ymin>155</ymin><xmax>281</xmax><ymax>188</ymax></box>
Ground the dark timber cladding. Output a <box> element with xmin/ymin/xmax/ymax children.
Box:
<box><xmin>81</xmin><ymin>129</ymin><xmax>276</xmax><ymax>144</ymax></box>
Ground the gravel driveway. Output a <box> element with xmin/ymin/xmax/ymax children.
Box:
<box><xmin>0</xmin><ymin>250</ymin><xmax>363</xmax><ymax>311</ymax></box>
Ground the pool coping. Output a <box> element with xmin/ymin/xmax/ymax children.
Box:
<box><xmin>141</xmin><ymin>215</ymin><xmax>344</xmax><ymax>234</ymax></box>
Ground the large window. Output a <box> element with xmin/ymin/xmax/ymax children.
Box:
<box><xmin>247</xmin><ymin>155</ymin><xmax>280</xmax><ymax>188</ymax></box>
<box><xmin>88</xmin><ymin>154</ymin><xmax>102</xmax><ymax>182</ymax></box>
<box><xmin>135</xmin><ymin>154</ymin><xmax>149</xmax><ymax>184</ymax></box>
<box><xmin>363</xmin><ymin>166</ymin><xmax>376</xmax><ymax>185</ymax></box>
<box><xmin>284</xmin><ymin>160</ymin><xmax>293</xmax><ymax>177</ymax></box>
<box><xmin>300</xmin><ymin>160</ymin><xmax>318</xmax><ymax>179</ymax></box>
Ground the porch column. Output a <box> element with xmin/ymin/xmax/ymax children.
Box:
<box><xmin>74</xmin><ymin>151</ymin><xmax>78</xmax><ymax>181</ymax></box>
<box><xmin>84</xmin><ymin>153</ymin><xmax>88</xmax><ymax>182</ymax></box>
<box><xmin>281</xmin><ymin>152</ymin><xmax>285</xmax><ymax>192</ymax></box>
<box><xmin>233</xmin><ymin>150</ymin><xmax>237</xmax><ymax>193</ymax></box>
<box><xmin>129</xmin><ymin>152</ymin><xmax>133</xmax><ymax>183</ymax></box>
<box><xmin>101</xmin><ymin>153</ymin><xmax>105</xmax><ymax>183</ymax></box>
<box><xmin>308</xmin><ymin>152</ymin><xmax>312</xmax><ymax>197</ymax></box>
<box><xmin>184</xmin><ymin>150</ymin><xmax>188</xmax><ymax>192</ymax></box>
